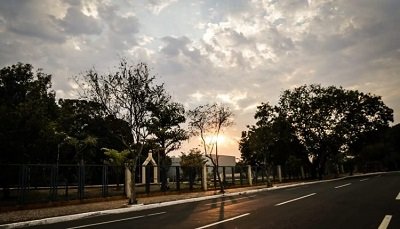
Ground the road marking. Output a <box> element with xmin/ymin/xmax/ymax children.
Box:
<box><xmin>334</xmin><ymin>183</ymin><xmax>352</xmax><ymax>189</ymax></box>
<box><xmin>205</xmin><ymin>195</ymin><xmax>256</xmax><ymax>206</ymax></box>
<box><xmin>396</xmin><ymin>192</ymin><xmax>400</xmax><ymax>200</ymax></box>
<box><xmin>378</xmin><ymin>215</ymin><xmax>392</xmax><ymax>229</ymax></box>
<box><xmin>360</xmin><ymin>178</ymin><xmax>369</xmax><ymax>182</ymax></box>
<box><xmin>195</xmin><ymin>213</ymin><xmax>250</xmax><ymax>229</ymax></box>
<box><xmin>275</xmin><ymin>193</ymin><xmax>316</xmax><ymax>206</ymax></box>
<box><xmin>66</xmin><ymin>212</ymin><xmax>166</xmax><ymax>229</ymax></box>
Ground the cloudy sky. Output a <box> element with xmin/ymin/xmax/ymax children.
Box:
<box><xmin>1</xmin><ymin>0</ymin><xmax>399</xmax><ymax>158</ymax></box>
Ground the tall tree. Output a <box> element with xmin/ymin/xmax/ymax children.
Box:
<box><xmin>0</xmin><ymin>63</ymin><xmax>58</xmax><ymax>164</ymax></box>
<box><xmin>187</xmin><ymin>103</ymin><xmax>234</xmax><ymax>193</ymax></box>
<box><xmin>279</xmin><ymin>84</ymin><xmax>393</xmax><ymax>178</ymax></box>
<box><xmin>76</xmin><ymin>59</ymin><xmax>165</xmax><ymax>204</ymax></box>
<box><xmin>147</xmin><ymin>94</ymin><xmax>188</xmax><ymax>191</ymax></box>
<box><xmin>239</xmin><ymin>103</ymin><xmax>278</xmax><ymax>186</ymax></box>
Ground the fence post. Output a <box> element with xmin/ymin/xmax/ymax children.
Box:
<box><xmin>231</xmin><ymin>167</ymin><xmax>235</xmax><ymax>186</ymax></box>
<box><xmin>153</xmin><ymin>166</ymin><xmax>158</xmax><ymax>184</ymax></box>
<box><xmin>141</xmin><ymin>166</ymin><xmax>146</xmax><ymax>184</ymax></box>
<box><xmin>176</xmin><ymin>167</ymin><xmax>180</xmax><ymax>191</ymax></box>
<box><xmin>247</xmin><ymin>165</ymin><xmax>252</xmax><ymax>186</ymax></box>
<box><xmin>125</xmin><ymin>165</ymin><xmax>131</xmax><ymax>198</ymax></box>
<box><xmin>102</xmin><ymin>165</ymin><xmax>108</xmax><ymax>197</ymax></box>
<box><xmin>300</xmin><ymin>166</ymin><xmax>305</xmax><ymax>179</ymax></box>
<box><xmin>240</xmin><ymin>167</ymin><xmax>243</xmax><ymax>186</ymax></box>
<box><xmin>202</xmin><ymin>164</ymin><xmax>207</xmax><ymax>191</ymax></box>
<box><xmin>78</xmin><ymin>165</ymin><xmax>85</xmax><ymax>200</ymax></box>
<box><xmin>18</xmin><ymin>165</ymin><xmax>28</xmax><ymax>205</ymax></box>
<box><xmin>277</xmin><ymin>165</ymin><xmax>282</xmax><ymax>182</ymax></box>
<box><xmin>49</xmin><ymin>165</ymin><xmax>57</xmax><ymax>201</ymax></box>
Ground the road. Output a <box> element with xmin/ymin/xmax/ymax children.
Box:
<box><xmin>30</xmin><ymin>173</ymin><xmax>400</xmax><ymax>229</ymax></box>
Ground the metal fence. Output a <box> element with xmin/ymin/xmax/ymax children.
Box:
<box><xmin>0</xmin><ymin>164</ymin><xmax>312</xmax><ymax>207</ymax></box>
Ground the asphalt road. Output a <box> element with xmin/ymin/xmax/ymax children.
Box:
<box><xmin>30</xmin><ymin>173</ymin><xmax>400</xmax><ymax>229</ymax></box>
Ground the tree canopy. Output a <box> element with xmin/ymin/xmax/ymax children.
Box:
<box><xmin>0</xmin><ymin>63</ymin><xmax>58</xmax><ymax>164</ymax></box>
<box><xmin>241</xmin><ymin>84</ymin><xmax>393</xmax><ymax>179</ymax></box>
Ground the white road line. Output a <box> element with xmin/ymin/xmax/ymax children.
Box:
<box><xmin>195</xmin><ymin>213</ymin><xmax>250</xmax><ymax>229</ymax></box>
<box><xmin>205</xmin><ymin>195</ymin><xmax>256</xmax><ymax>206</ymax></box>
<box><xmin>360</xmin><ymin>178</ymin><xmax>369</xmax><ymax>182</ymax></box>
<box><xmin>396</xmin><ymin>192</ymin><xmax>400</xmax><ymax>200</ymax></box>
<box><xmin>275</xmin><ymin>193</ymin><xmax>317</xmax><ymax>206</ymax></box>
<box><xmin>378</xmin><ymin>215</ymin><xmax>392</xmax><ymax>229</ymax></box>
<box><xmin>334</xmin><ymin>183</ymin><xmax>352</xmax><ymax>189</ymax></box>
<box><xmin>66</xmin><ymin>212</ymin><xmax>166</xmax><ymax>229</ymax></box>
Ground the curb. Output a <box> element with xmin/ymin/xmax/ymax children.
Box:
<box><xmin>0</xmin><ymin>171</ymin><xmax>394</xmax><ymax>228</ymax></box>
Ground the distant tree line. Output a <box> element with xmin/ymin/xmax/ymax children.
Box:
<box><xmin>239</xmin><ymin>84</ymin><xmax>397</xmax><ymax>180</ymax></box>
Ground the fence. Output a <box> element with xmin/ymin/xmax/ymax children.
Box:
<box><xmin>0</xmin><ymin>164</ymin><xmax>313</xmax><ymax>207</ymax></box>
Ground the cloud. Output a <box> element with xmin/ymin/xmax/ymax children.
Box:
<box><xmin>0</xmin><ymin>0</ymin><xmax>66</xmax><ymax>42</ymax></box>
<box><xmin>146</xmin><ymin>0</ymin><xmax>178</xmax><ymax>14</ymax></box>
<box><xmin>1</xmin><ymin>0</ymin><xmax>400</xmax><ymax>157</ymax></box>
<box><xmin>57</xmin><ymin>6</ymin><xmax>102</xmax><ymax>35</ymax></box>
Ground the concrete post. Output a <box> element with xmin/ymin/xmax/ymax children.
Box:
<box><xmin>125</xmin><ymin>165</ymin><xmax>131</xmax><ymax>198</ymax></box>
<box><xmin>277</xmin><ymin>165</ymin><xmax>282</xmax><ymax>182</ymax></box>
<box><xmin>202</xmin><ymin>164</ymin><xmax>207</xmax><ymax>191</ymax></box>
<box><xmin>141</xmin><ymin>166</ymin><xmax>146</xmax><ymax>184</ymax></box>
<box><xmin>153</xmin><ymin>166</ymin><xmax>158</xmax><ymax>183</ymax></box>
<box><xmin>300</xmin><ymin>166</ymin><xmax>305</xmax><ymax>179</ymax></box>
<box><xmin>247</xmin><ymin>165</ymin><xmax>252</xmax><ymax>186</ymax></box>
<box><xmin>340</xmin><ymin>164</ymin><xmax>345</xmax><ymax>174</ymax></box>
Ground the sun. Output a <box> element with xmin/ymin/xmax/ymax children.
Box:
<box><xmin>204</xmin><ymin>134</ymin><xmax>226</xmax><ymax>145</ymax></box>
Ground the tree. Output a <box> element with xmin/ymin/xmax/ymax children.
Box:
<box><xmin>180</xmin><ymin>148</ymin><xmax>207</xmax><ymax>189</ymax></box>
<box><xmin>57</xmin><ymin>99</ymin><xmax>103</xmax><ymax>164</ymax></box>
<box><xmin>187</xmin><ymin>103</ymin><xmax>234</xmax><ymax>193</ymax></box>
<box><xmin>0</xmin><ymin>63</ymin><xmax>58</xmax><ymax>164</ymax></box>
<box><xmin>103</xmin><ymin>148</ymin><xmax>130</xmax><ymax>189</ymax></box>
<box><xmin>76</xmin><ymin>59</ymin><xmax>165</xmax><ymax>204</ymax></box>
<box><xmin>240</xmin><ymin>103</ymin><xmax>306</xmax><ymax>185</ymax></box>
<box><xmin>239</xmin><ymin>103</ymin><xmax>278</xmax><ymax>186</ymax></box>
<box><xmin>278</xmin><ymin>84</ymin><xmax>393</xmax><ymax>178</ymax></box>
<box><xmin>147</xmin><ymin>94</ymin><xmax>188</xmax><ymax>191</ymax></box>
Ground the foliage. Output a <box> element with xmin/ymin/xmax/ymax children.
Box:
<box><xmin>103</xmin><ymin>148</ymin><xmax>130</xmax><ymax>166</ymax></box>
<box><xmin>0</xmin><ymin>63</ymin><xmax>58</xmax><ymax>164</ymax></box>
<box><xmin>239</xmin><ymin>103</ymin><xmax>303</xmax><ymax>186</ymax></box>
<box><xmin>180</xmin><ymin>148</ymin><xmax>207</xmax><ymax>168</ymax></box>
<box><xmin>180</xmin><ymin>148</ymin><xmax>207</xmax><ymax>186</ymax></box>
<box><xmin>76</xmin><ymin>59</ymin><xmax>174</xmax><ymax>204</ymax></box>
<box><xmin>147</xmin><ymin>95</ymin><xmax>188</xmax><ymax>191</ymax></box>
<box><xmin>278</xmin><ymin>84</ymin><xmax>393</xmax><ymax>178</ymax></box>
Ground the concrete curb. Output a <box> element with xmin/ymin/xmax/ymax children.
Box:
<box><xmin>0</xmin><ymin>171</ymin><xmax>394</xmax><ymax>229</ymax></box>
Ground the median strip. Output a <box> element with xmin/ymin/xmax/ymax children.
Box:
<box><xmin>195</xmin><ymin>213</ymin><xmax>250</xmax><ymax>229</ymax></box>
<box><xmin>334</xmin><ymin>183</ymin><xmax>351</xmax><ymax>189</ymax></box>
<box><xmin>66</xmin><ymin>212</ymin><xmax>166</xmax><ymax>229</ymax></box>
<box><xmin>275</xmin><ymin>193</ymin><xmax>317</xmax><ymax>206</ymax></box>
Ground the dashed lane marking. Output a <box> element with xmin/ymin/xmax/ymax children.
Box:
<box><xmin>66</xmin><ymin>212</ymin><xmax>166</xmax><ymax>229</ymax></box>
<box><xmin>334</xmin><ymin>183</ymin><xmax>352</xmax><ymax>189</ymax></box>
<box><xmin>360</xmin><ymin>178</ymin><xmax>369</xmax><ymax>182</ymax></box>
<box><xmin>378</xmin><ymin>215</ymin><xmax>392</xmax><ymax>229</ymax></box>
<box><xmin>195</xmin><ymin>213</ymin><xmax>250</xmax><ymax>229</ymax></box>
<box><xmin>275</xmin><ymin>193</ymin><xmax>317</xmax><ymax>206</ymax></box>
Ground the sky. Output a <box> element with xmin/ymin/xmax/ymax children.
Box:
<box><xmin>1</xmin><ymin>0</ymin><xmax>399</xmax><ymax>159</ymax></box>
